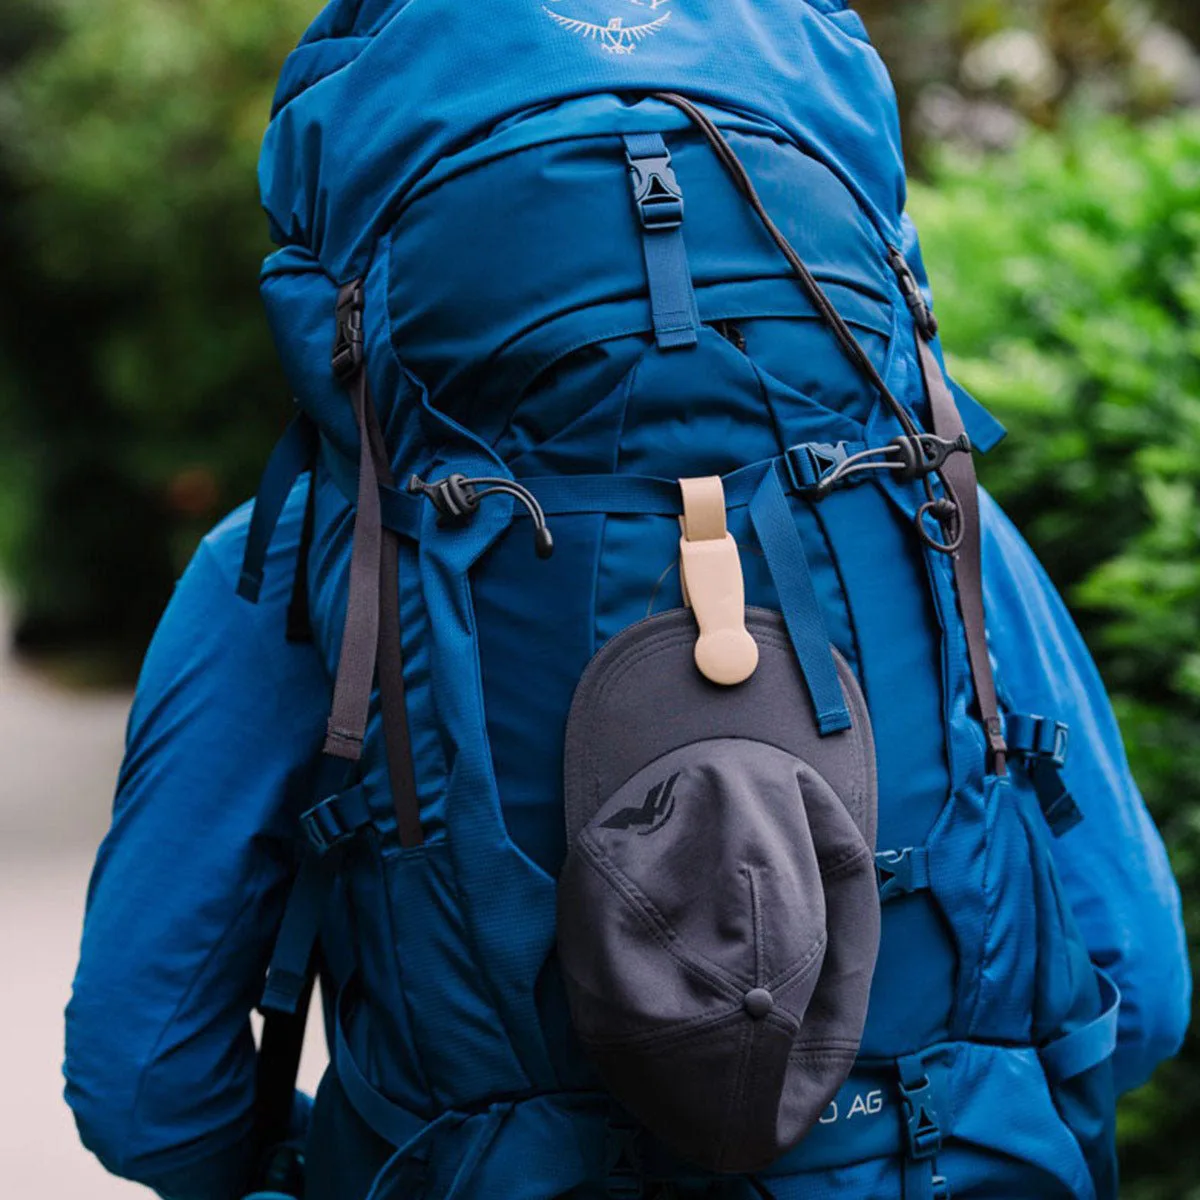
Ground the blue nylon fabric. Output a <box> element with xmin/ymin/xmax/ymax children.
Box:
<box><xmin>260</xmin><ymin>4</ymin><xmax>905</xmax><ymax>276</ymax></box>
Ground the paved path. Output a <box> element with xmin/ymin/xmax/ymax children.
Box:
<box><xmin>0</xmin><ymin>607</ymin><xmax>324</xmax><ymax>1194</ymax></box>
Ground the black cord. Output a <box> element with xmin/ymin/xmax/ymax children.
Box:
<box><xmin>651</xmin><ymin>91</ymin><xmax>961</xmax><ymax>553</ymax></box>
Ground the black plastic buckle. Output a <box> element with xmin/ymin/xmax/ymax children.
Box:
<box><xmin>626</xmin><ymin>151</ymin><xmax>685</xmax><ymax>231</ymax></box>
<box><xmin>784</xmin><ymin>441</ymin><xmax>853</xmax><ymax>493</ymax></box>
<box><xmin>332</xmin><ymin>280</ymin><xmax>365</xmax><ymax>382</ymax></box>
<box><xmin>301</xmin><ymin>795</ymin><xmax>355</xmax><ymax>856</ymax></box>
<box><xmin>887</xmin><ymin>246</ymin><xmax>939</xmax><ymax>340</ymax></box>
<box><xmin>899</xmin><ymin>1072</ymin><xmax>942</xmax><ymax>1161</ymax></box>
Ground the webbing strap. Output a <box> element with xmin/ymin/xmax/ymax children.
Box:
<box><xmin>364</xmin><ymin>394</ymin><xmax>423</xmax><ymax>849</ymax></box>
<box><xmin>324</xmin><ymin>356</ymin><xmax>384</xmax><ymax>761</ymax></box>
<box><xmin>326</xmin><ymin>445</ymin><xmax>880</xmax><ymax>533</ymax></box>
<box><xmin>238</xmin><ymin>414</ymin><xmax>317</xmax><ymax>603</ymax></box>
<box><xmin>285</xmin><ymin>465</ymin><xmax>317</xmax><ymax>644</ymax></box>
<box><xmin>334</xmin><ymin>982</ymin><xmax>427</xmax><ymax>1150</ymax></box>
<box><xmin>623</xmin><ymin>133</ymin><xmax>700</xmax><ymax>351</ymax></box>
<box><xmin>260</xmin><ymin>853</ymin><xmax>334</xmax><ymax>1017</ymax></box>
<box><xmin>915</xmin><ymin>335</ymin><xmax>1008</xmax><ymax>775</ymax></box>
<box><xmin>749</xmin><ymin>468</ymin><xmax>851</xmax><ymax>734</ymax></box>
<box><xmin>323</xmin><ymin>282</ymin><xmax>423</xmax><ymax>848</ymax></box>
<box><xmin>1040</xmin><ymin>970</ymin><xmax>1121</xmax><ymax>1085</ymax></box>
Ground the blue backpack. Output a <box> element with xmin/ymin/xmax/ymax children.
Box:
<box><xmin>239</xmin><ymin>2</ymin><xmax>1121</xmax><ymax>1197</ymax></box>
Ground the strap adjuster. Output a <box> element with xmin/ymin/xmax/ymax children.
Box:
<box><xmin>301</xmin><ymin>788</ymin><xmax>371</xmax><ymax>855</ymax></box>
<box><xmin>898</xmin><ymin>1062</ymin><xmax>943</xmax><ymax>1161</ymax></box>
<box><xmin>1006</xmin><ymin>713</ymin><xmax>1069</xmax><ymax>767</ymax></box>
<box><xmin>626</xmin><ymin>150</ymin><xmax>685</xmax><ymax>231</ymax></box>
<box><xmin>876</xmin><ymin>846</ymin><xmax>931</xmax><ymax>903</ymax></box>
<box><xmin>332</xmin><ymin>280</ymin><xmax>365</xmax><ymax>382</ymax></box>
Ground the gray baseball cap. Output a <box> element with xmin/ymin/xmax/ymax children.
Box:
<box><xmin>557</xmin><ymin>608</ymin><xmax>880</xmax><ymax>1175</ymax></box>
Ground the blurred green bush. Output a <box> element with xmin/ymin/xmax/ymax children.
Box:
<box><xmin>910</xmin><ymin>114</ymin><xmax>1200</xmax><ymax>1198</ymax></box>
<box><xmin>0</xmin><ymin>0</ymin><xmax>311</xmax><ymax>667</ymax></box>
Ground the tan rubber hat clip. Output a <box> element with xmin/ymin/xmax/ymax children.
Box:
<box><xmin>679</xmin><ymin>476</ymin><xmax>758</xmax><ymax>686</ymax></box>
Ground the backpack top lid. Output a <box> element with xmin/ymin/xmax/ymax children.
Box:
<box><xmin>259</xmin><ymin>0</ymin><xmax>906</xmax><ymax>278</ymax></box>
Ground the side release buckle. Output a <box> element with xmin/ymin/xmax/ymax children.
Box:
<box><xmin>626</xmin><ymin>150</ymin><xmax>685</xmax><ymax>231</ymax></box>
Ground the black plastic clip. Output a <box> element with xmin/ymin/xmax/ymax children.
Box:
<box><xmin>332</xmin><ymin>280</ymin><xmax>366</xmax><ymax>382</ymax></box>
<box><xmin>626</xmin><ymin>151</ymin><xmax>685</xmax><ymax>231</ymax></box>
<box><xmin>889</xmin><ymin>432</ymin><xmax>971</xmax><ymax>482</ymax></box>
<box><xmin>887</xmin><ymin>247</ymin><xmax>939</xmax><ymax>340</ymax></box>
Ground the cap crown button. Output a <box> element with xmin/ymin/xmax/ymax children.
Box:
<box><xmin>743</xmin><ymin>987</ymin><xmax>774</xmax><ymax>1020</ymax></box>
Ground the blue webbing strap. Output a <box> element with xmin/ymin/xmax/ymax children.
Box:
<box><xmin>1040</xmin><ymin>970</ymin><xmax>1121</xmax><ymax>1085</ymax></box>
<box><xmin>260</xmin><ymin>853</ymin><xmax>335</xmax><ymax>1017</ymax></box>
<box><xmin>623</xmin><ymin>133</ymin><xmax>700</xmax><ymax>351</ymax></box>
<box><xmin>259</xmin><ymin>763</ymin><xmax>359</xmax><ymax>1017</ymax></box>
<box><xmin>749</xmin><ymin>468</ymin><xmax>852</xmax><ymax>735</ymax></box>
<box><xmin>334</xmin><ymin>980</ymin><xmax>427</xmax><ymax>1149</ymax></box>
<box><xmin>325</xmin><ymin>444</ymin><xmax>885</xmax><ymax>532</ymax></box>
<box><xmin>238</xmin><ymin>414</ymin><xmax>317</xmax><ymax>602</ymax></box>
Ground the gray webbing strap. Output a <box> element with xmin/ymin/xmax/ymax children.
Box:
<box><xmin>914</xmin><ymin>335</ymin><xmax>1008</xmax><ymax>775</ymax></box>
<box><xmin>323</xmin><ymin>281</ymin><xmax>423</xmax><ymax>846</ymax></box>
<box><xmin>364</xmin><ymin>392</ymin><xmax>423</xmax><ymax>848</ymax></box>
<box><xmin>323</xmin><ymin>360</ymin><xmax>383</xmax><ymax>762</ymax></box>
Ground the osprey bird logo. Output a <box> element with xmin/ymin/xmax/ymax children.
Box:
<box><xmin>600</xmin><ymin>773</ymin><xmax>681</xmax><ymax>835</ymax></box>
<box><xmin>543</xmin><ymin>0</ymin><xmax>673</xmax><ymax>54</ymax></box>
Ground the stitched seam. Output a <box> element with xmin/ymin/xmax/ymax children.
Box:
<box><xmin>575</xmin><ymin>837</ymin><xmax>744</xmax><ymax>997</ymax></box>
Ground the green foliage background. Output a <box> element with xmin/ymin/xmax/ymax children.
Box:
<box><xmin>0</xmin><ymin>0</ymin><xmax>1196</xmax><ymax>1193</ymax></box>
<box><xmin>0</xmin><ymin>0</ymin><xmax>312</xmax><ymax>662</ymax></box>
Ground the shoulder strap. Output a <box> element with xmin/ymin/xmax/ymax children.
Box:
<box><xmin>913</xmin><ymin>334</ymin><xmax>1007</xmax><ymax>774</ymax></box>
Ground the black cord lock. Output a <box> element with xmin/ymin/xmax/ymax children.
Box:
<box><xmin>889</xmin><ymin>432</ymin><xmax>971</xmax><ymax>482</ymax></box>
<box><xmin>408</xmin><ymin>473</ymin><xmax>554</xmax><ymax>560</ymax></box>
